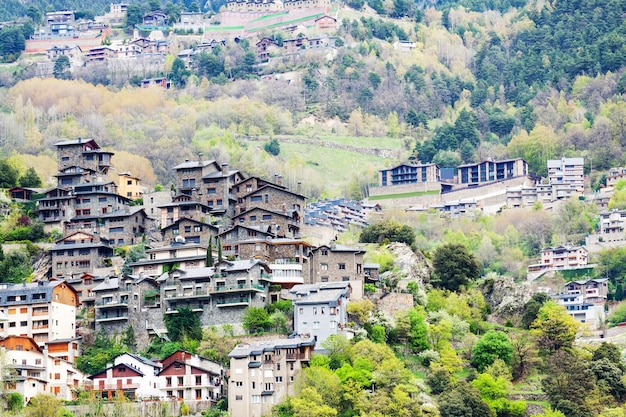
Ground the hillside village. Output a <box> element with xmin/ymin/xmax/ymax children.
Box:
<box><xmin>1</xmin><ymin>132</ymin><xmax>625</xmax><ymax>414</ymax></box>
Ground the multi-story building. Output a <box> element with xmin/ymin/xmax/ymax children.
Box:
<box><xmin>128</xmin><ymin>240</ymin><xmax>208</xmax><ymax>278</ymax></box>
<box><xmin>161</xmin><ymin>218</ymin><xmax>219</xmax><ymax>245</ymax></box>
<box><xmin>606</xmin><ymin>167</ymin><xmax>626</xmax><ymax>189</ymax></box>
<box><xmin>49</xmin><ymin>231</ymin><xmax>114</xmax><ymax>278</ymax></box>
<box><xmin>159</xmin><ymin>197</ymin><xmax>214</xmax><ymax>228</ymax></box>
<box><xmin>0</xmin><ymin>281</ymin><xmax>78</xmax><ymax>347</ymax></box>
<box><xmin>228</xmin><ymin>337</ymin><xmax>315</xmax><ymax>417</ymax></box>
<box><xmin>553</xmin><ymin>278</ymin><xmax>608</xmax><ymax>329</ymax></box>
<box><xmin>232</xmin><ymin>207</ymin><xmax>301</xmax><ymax>238</ymax></box>
<box><xmin>159</xmin><ymin>259</ymin><xmax>272</xmax><ymax>327</ymax></box>
<box><xmin>0</xmin><ymin>335</ymin><xmax>86</xmax><ymax>403</ymax></box>
<box><xmin>64</xmin><ymin>207</ymin><xmax>151</xmax><ymax>246</ymax></box>
<box><xmin>56</xmin><ymin>138</ymin><xmax>113</xmax><ymax>176</ymax></box>
<box><xmin>307</xmin><ymin>242</ymin><xmax>365</xmax><ymax>298</ymax></box>
<box><xmin>527</xmin><ymin>245</ymin><xmax>589</xmax><ymax>273</ymax></box>
<box><xmin>457</xmin><ymin>158</ymin><xmax>528</xmax><ymax>186</ymax></box>
<box><xmin>547</xmin><ymin>157</ymin><xmax>585</xmax><ymax>193</ymax></box>
<box><xmin>117</xmin><ymin>173</ymin><xmax>143</xmax><ymax>199</ymax></box>
<box><xmin>290</xmin><ymin>282</ymin><xmax>351</xmax><ymax>348</ymax></box>
<box><xmin>378</xmin><ymin>163</ymin><xmax>441</xmax><ymax>187</ymax></box>
<box><xmin>506</xmin><ymin>183</ymin><xmax>539</xmax><ymax>208</ymax></box>
<box><xmin>158</xmin><ymin>350</ymin><xmax>224</xmax><ymax>403</ymax></box>
<box><xmin>88</xmin><ymin>352</ymin><xmax>162</xmax><ymax>400</ymax></box>
<box><xmin>598</xmin><ymin>209</ymin><xmax>626</xmax><ymax>235</ymax></box>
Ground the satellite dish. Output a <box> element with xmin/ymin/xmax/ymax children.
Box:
<box><xmin>174</xmin><ymin>235</ymin><xmax>186</xmax><ymax>243</ymax></box>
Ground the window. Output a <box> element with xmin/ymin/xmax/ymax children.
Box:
<box><xmin>313</xmin><ymin>307</ymin><xmax>317</xmax><ymax>315</ymax></box>
<box><xmin>20</xmin><ymin>308</ymin><xmax>27</xmax><ymax>313</ymax></box>
<box><xmin>338</xmin><ymin>263</ymin><xmax>346</xmax><ymax>270</ymax></box>
<box><xmin>320</xmin><ymin>263</ymin><xmax>328</xmax><ymax>270</ymax></box>
<box><xmin>9</xmin><ymin>322</ymin><xmax>15</xmax><ymax>328</ymax></box>
<box><xmin>321</xmin><ymin>276</ymin><xmax>329</xmax><ymax>282</ymax></box>
<box><xmin>177</xmin><ymin>377</ymin><xmax>183</xmax><ymax>385</ymax></box>
<box><xmin>184</xmin><ymin>226</ymin><xmax>191</xmax><ymax>233</ymax></box>
<box><xmin>109</xmin><ymin>227</ymin><xmax>124</xmax><ymax>233</ymax></box>
<box><xmin>207</xmin><ymin>188</ymin><xmax>216</xmax><ymax>194</ymax></box>
<box><xmin>194</xmin><ymin>225</ymin><xmax>202</xmax><ymax>232</ymax></box>
<box><xmin>20</xmin><ymin>321</ymin><xmax>27</xmax><ymax>327</ymax></box>
<box><xmin>235</xmin><ymin>395</ymin><xmax>243</xmax><ymax>401</ymax></box>
<box><xmin>321</xmin><ymin>250</ymin><xmax>328</xmax><ymax>256</ymax></box>
<box><xmin>166</xmin><ymin>377</ymin><xmax>172</xmax><ymax>386</ymax></box>
<box><xmin>265</xmin><ymin>383</ymin><xmax>273</xmax><ymax>391</ymax></box>
<box><xmin>313</xmin><ymin>321</ymin><xmax>320</xmax><ymax>329</ymax></box>
<box><xmin>251</xmin><ymin>395</ymin><xmax>260</xmax><ymax>403</ymax></box>
<box><xmin>251</xmin><ymin>195</ymin><xmax>262</xmax><ymax>202</ymax></box>
<box><xmin>299</xmin><ymin>307</ymin><xmax>303</xmax><ymax>314</ymax></box>
<box><xmin>275</xmin><ymin>376</ymin><xmax>283</xmax><ymax>383</ymax></box>
<box><xmin>250</xmin><ymin>215</ymin><xmax>257</xmax><ymax>221</ymax></box>
<box><xmin>195</xmin><ymin>376</ymin><xmax>202</xmax><ymax>385</ymax></box>
<box><xmin>262</xmin><ymin>214</ymin><xmax>272</xmax><ymax>220</ymax></box>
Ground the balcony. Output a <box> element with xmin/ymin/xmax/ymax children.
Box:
<box><xmin>96</xmin><ymin>313</ymin><xmax>129</xmax><ymax>322</ymax></box>
<box><xmin>95</xmin><ymin>299</ymin><xmax>129</xmax><ymax>308</ymax></box>
<box><xmin>215</xmin><ymin>297</ymin><xmax>250</xmax><ymax>307</ymax></box>
<box><xmin>164</xmin><ymin>290</ymin><xmax>210</xmax><ymax>300</ymax></box>
<box><xmin>210</xmin><ymin>284</ymin><xmax>265</xmax><ymax>294</ymax></box>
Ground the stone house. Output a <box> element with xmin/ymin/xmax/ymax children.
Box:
<box><xmin>128</xmin><ymin>241</ymin><xmax>208</xmax><ymax>278</ymax></box>
<box><xmin>50</xmin><ymin>232</ymin><xmax>115</xmax><ymax>278</ymax></box>
<box><xmin>307</xmin><ymin>242</ymin><xmax>365</xmax><ymax>299</ymax></box>
<box><xmin>64</xmin><ymin>207</ymin><xmax>151</xmax><ymax>246</ymax></box>
<box><xmin>553</xmin><ymin>278</ymin><xmax>608</xmax><ymax>329</ymax></box>
<box><xmin>159</xmin><ymin>198</ymin><xmax>213</xmax><ymax>228</ymax></box>
<box><xmin>232</xmin><ymin>207</ymin><xmax>301</xmax><ymax>238</ymax></box>
<box><xmin>158</xmin><ymin>259</ymin><xmax>271</xmax><ymax>328</ymax></box>
<box><xmin>56</xmin><ymin>138</ymin><xmax>113</xmax><ymax>175</ymax></box>
<box><xmin>282</xmin><ymin>37</ymin><xmax>307</xmax><ymax>55</ymax></box>
<box><xmin>46</xmin><ymin>44</ymin><xmax>82</xmax><ymax>60</ymax></box>
<box><xmin>142</xmin><ymin>11</ymin><xmax>168</xmax><ymax>26</ymax></box>
<box><xmin>218</xmin><ymin>224</ymin><xmax>274</xmax><ymax>259</ymax></box>
<box><xmin>238</xmin><ymin>183</ymin><xmax>305</xmax><ymax>226</ymax></box>
<box><xmin>92</xmin><ymin>275</ymin><xmax>161</xmax><ymax>348</ymax></box>
<box><xmin>55</xmin><ymin>166</ymin><xmax>97</xmax><ymax>187</ymax></box>
<box><xmin>161</xmin><ymin>218</ymin><xmax>219</xmax><ymax>245</ymax></box>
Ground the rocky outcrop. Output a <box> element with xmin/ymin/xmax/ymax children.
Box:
<box><xmin>32</xmin><ymin>251</ymin><xmax>52</xmax><ymax>282</ymax></box>
<box><xmin>380</xmin><ymin>242</ymin><xmax>430</xmax><ymax>290</ymax></box>
<box><xmin>479</xmin><ymin>274</ymin><xmax>533</xmax><ymax>324</ymax></box>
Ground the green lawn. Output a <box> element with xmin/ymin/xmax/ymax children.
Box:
<box><xmin>279</xmin><ymin>134</ymin><xmax>407</xmax><ymax>150</ymax></box>
<box><xmin>368</xmin><ymin>190</ymin><xmax>440</xmax><ymax>200</ymax></box>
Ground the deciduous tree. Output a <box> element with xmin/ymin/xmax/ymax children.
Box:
<box><xmin>432</xmin><ymin>243</ymin><xmax>481</xmax><ymax>291</ymax></box>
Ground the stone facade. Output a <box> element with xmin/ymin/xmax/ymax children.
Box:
<box><xmin>56</xmin><ymin>138</ymin><xmax>113</xmax><ymax>175</ymax></box>
<box><xmin>233</xmin><ymin>207</ymin><xmax>299</xmax><ymax>238</ymax></box>
<box><xmin>50</xmin><ymin>232</ymin><xmax>114</xmax><ymax>278</ymax></box>
<box><xmin>307</xmin><ymin>243</ymin><xmax>365</xmax><ymax>298</ymax></box>
<box><xmin>161</xmin><ymin>218</ymin><xmax>219</xmax><ymax>245</ymax></box>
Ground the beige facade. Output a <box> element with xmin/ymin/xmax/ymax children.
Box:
<box><xmin>547</xmin><ymin>157</ymin><xmax>584</xmax><ymax>193</ymax></box>
<box><xmin>228</xmin><ymin>338</ymin><xmax>315</xmax><ymax>417</ymax></box>
<box><xmin>528</xmin><ymin>245</ymin><xmax>588</xmax><ymax>273</ymax></box>
<box><xmin>117</xmin><ymin>173</ymin><xmax>143</xmax><ymax>199</ymax></box>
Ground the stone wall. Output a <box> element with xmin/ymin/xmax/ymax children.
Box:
<box><xmin>377</xmin><ymin>293</ymin><xmax>414</xmax><ymax>322</ymax></box>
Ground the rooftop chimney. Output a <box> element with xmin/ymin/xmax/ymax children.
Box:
<box><xmin>221</xmin><ymin>163</ymin><xmax>229</xmax><ymax>176</ymax></box>
<box><xmin>198</xmin><ymin>152</ymin><xmax>203</xmax><ymax>166</ymax></box>
<box><xmin>277</xmin><ymin>175</ymin><xmax>283</xmax><ymax>186</ymax></box>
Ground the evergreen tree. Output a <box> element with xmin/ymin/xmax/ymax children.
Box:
<box><xmin>217</xmin><ymin>236</ymin><xmax>223</xmax><ymax>262</ymax></box>
<box><xmin>206</xmin><ymin>235</ymin><xmax>214</xmax><ymax>267</ymax></box>
<box><xmin>19</xmin><ymin>167</ymin><xmax>42</xmax><ymax>187</ymax></box>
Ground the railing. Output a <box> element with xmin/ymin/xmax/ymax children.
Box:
<box><xmin>165</xmin><ymin>290</ymin><xmax>210</xmax><ymax>299</ymax></box>
<box><xmin>96</xmin><ymin>299</ymin><xmax>129</xmax><ymax>307</ymax></box>
<box><xmin>260</xmin><ymin>272</ymin><xmax>273</xmax><ymax>280</ymax></box>
<box><xmin>32</xmin><ymin>325</ymin><xmax>49</xmax><ymax>330</ymax></box>
<box><xmin>96</xmin><ymin>313</ymin><xmax>129</xmax><ymax>321</ymax></box>
<box><xmin>215</xmin><ymin>297</ymin><xmax>249</xmax><ymax>306</ymax></box>
<box><xmin>211</xmin><ymin>284</ymin><xmax>264</xmax><ymax>293</ymax></box>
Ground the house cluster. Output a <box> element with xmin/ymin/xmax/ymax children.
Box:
<box><xmin>225</xmin><ymin>0</ymin><xmax>330</xmax><ymax>12</ymax></box>
<box><xmin>33</xmin><ymin>10</ymin><xmax>107</xmax><ymax>40</ymax></box>
<box><xmin>527</xmin><ymin>245</ymin><xmax>590</xmax><ymax>276</ymax></box>
<box><xmin>0</xmin><ymin>279</ymin><xmax>227</xmax><ymax>407</ymax></box>
<box><xmin>1</xmin><ymin>137</ymin><xmax>380</xmax><ymax>406</ymax></box>
<box><xmin>255</xmin><ymin>31</ymin><xmax>337</xmax><ymax>61</ymax></box>
<box><xmin>552</xmin><ymin>278</ymin><xmax>608</xmax><ymax>329</ymax></box>
<box><xmin>374</xmin><ymin>158</ymin><xmax>529</xmax><ymax>198</ymax></box>
<box><xmin>506</xmin><ymin>157</ymin><xmax>585</xmax><ymax>208</ymax></box>
<box><xmin>304</xmin><ymin>198</ymin><xmax>381</xmax><ymax>233</ymax></box>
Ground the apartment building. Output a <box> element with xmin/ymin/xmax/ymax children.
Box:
<box><xmin>0</xmin><ymin>335</ymin><xmax>86</xmax><ymax>403</ymax></box>
<box><xmin>228</xmin><ymin>338</ymin><xmax>315</xmax><ymax>417</ymax></box>
<box><xmin>128</xmin><ymin>240</ymin><xmax>208</xmax><ymax>278</ymax></box>
<box><xmin>290</xmin><ymin>282</ymin><xmax>351</xmax><ymax>348</ymax></box>
<box><xmin>457</xmin><ymin>158</ymin><xmax>528</xmax><ymax>186</ymax></box>
<box><xmin>547</xmin><ymin>157</ymin><xmax>585</xmax><ymax>193</ymax></box>
<box><xmin>378</xmin><ymin>163</ymin><xmax>441</xmax><ymax>186</ymax></box>
<box><xmin>527</xmin><ymin>245</ymin><xmax>589</xmax><ymax>273</ymax></box>
<box><xmin>49</xmin><ymin>231</ymin><xmax>115</xmax><ymax>278</ymax></box>
<box><xmin>553</xmin><ymin>278</ymin><xmax>608</xmax><ymax>329</ymax></box>
<box><xmin>0</xmin><ymin>281</ymin><xmax>78</xmax><ymax>346</ymax></box>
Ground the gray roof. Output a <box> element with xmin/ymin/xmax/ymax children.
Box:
<box><xmin>92</xmin><ymin>277</ymin><xmax>119</xmax><ymax>292</ymax></box>
<box><xmin>229</xmin><ymin>337</ymin><xmax>315</xmax><ymax>358</ymax></box>
<box><xmin>129</xmin><ymin>255</ymin><xmax>206</xmax><ymax>268</ymax></box>
<box><xmin>55</xmin><ymin>138</ymin><xmax>99</xmax><ymax>147</ymax></box>
<box><xmin>203</xmin><ymin>169</ymin><xmax>239</xmax><ymax>179</ymax></box>
<box><xmin>290</xmin><ymin>282</ymin><xmax>350</xmax><ymax>305</ymax></box>
<box><xmin>172</xmin><ymin>159</ymin><xmax>217</xmax><ymax>170</ymax></box>
<box><xmin>0</xmin><ymin>280</ymin><xmax>70</xmax><ymax>306</ymax></box>
<box><xmin>117</xmin><ymin>352</ymin><xmax>162</xmax><ymax>369</ymax></box>
<box><xmin>50</xmin><ymin>242</ymin><xmax>113</xmax><ymax>252</ymax></box>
